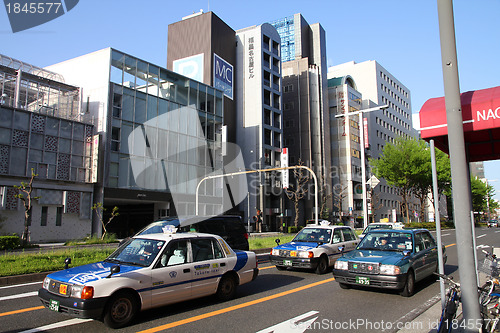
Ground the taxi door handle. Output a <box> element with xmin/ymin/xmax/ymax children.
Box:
<box><xmin>183</xmin><ymin>268</ymin><xmax>190</xmax><ymax>273</ymax></box>
<box><xmin>221</xmin><ymin>263</ymin><xmax>226</xmax><ymax>267</ymax></box>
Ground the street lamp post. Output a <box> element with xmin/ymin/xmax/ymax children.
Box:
<box><xmin>335</xmin><ymin>104</ymin><xmax>388</xmax><ymax>229</ymax></box>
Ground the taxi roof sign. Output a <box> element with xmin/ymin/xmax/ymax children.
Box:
<box><xmin>162</xmin><ymin>225</ymin><xmax>177</xmax><ymax>234</ymax></box>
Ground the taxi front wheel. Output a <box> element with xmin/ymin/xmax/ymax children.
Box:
<box><xmin>103</xmin><ymin>291</ymin><xmax>139</xmax><ymax>328</ymax></box>
<box><xmin>315</xmin><ymin>256</ymin><xmax>329</xmax><ymax>275</ymax></box>
<box><xmin>216</xmin><ymin>275</ymin><xmax>237</xmax><ymax>301</ymax></box>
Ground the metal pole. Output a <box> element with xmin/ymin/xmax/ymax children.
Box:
<box><xmin>437</xmin><ymin>0</ymin><xmax>481</xmax><ymax>329</ymax></box>
<box><xmin>195</xmin><ymin>166</ymin><xmax>319</xmax><ymax>224</ymax></box>
<box><xmin>359</xmin><ymin>112</ymin><xmax>368</xmax><ymax>229</ymax></box>
<box><xmin>430</xmin><ymin>140</ymin><xmax>446</xmax><ymax>310</ymax></box>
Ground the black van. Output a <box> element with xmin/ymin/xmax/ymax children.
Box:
<box><xmin>134</xmin><ymin>215</ymin><xmax>250</xmax><ymax>251</ymax></box>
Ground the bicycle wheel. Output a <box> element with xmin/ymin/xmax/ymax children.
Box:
<box><xmin>438</xmin><ymin>291</ymin><xmax>459</xmax><ymax>333</ymax></box>
<box><xmin>480</xmin><ymin>281</ymin><xmax>495</xmax><ymax>307</ymax></box>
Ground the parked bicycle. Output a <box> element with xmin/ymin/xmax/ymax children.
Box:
<box><xmin>435</xmin><ymin>272</ymin><xmax>461</xmax><ymax>333</ymax></box>
<box><xmin>435</xmin><ymin>249</ymin><xmax>500</xmax><ymax>333</ymax></box>
<box><xmin>479</xmin><ymin>249</ymin><xmax>500</xmax><ymax>307</ymax></box>
<box><xmin>478</xmin><ymin>249</ymin><xmax>500</xmax><ymax>332</ymax></box>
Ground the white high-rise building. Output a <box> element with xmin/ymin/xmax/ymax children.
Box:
<box><xmin>235</xmin><ymin>24</ymin><xmax>283</xmax><ymax>231</ymax></box>
<box><xmin>328</xmin><ymin>60</ymin><xmax>418</xmax><ymax>222</ymax></box>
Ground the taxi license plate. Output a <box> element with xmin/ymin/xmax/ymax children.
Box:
<box><xmin>283</xmin><ymin>260</ymin><xmax>292</xmax><ymax>266</ymax></box>
<box><xmin>356</xmin><ymin>276</ymin><xmax>370</xmax><ymax>285</ymax></box>
<box><xmin>48</xmin><ymin>299</ymin><xmax>60</xmax><ymax>312</ymax></box>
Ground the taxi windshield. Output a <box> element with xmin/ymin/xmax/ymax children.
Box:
<box><xmin>357</xmin><ymin>232</ymin><xmax>413</xmax><ymax>252</ymax></box>
<box><xmin>292</xmin><ymin>228</ymin><xmax>332</xmax><ymax>243</ymax></box>
<box><xmin>362</xmin><ymin>224</ymin><xmax>393</xmax><ymax>234</ymax></box>
<box><xmin>106</xmin><ymin>238</ymin><xmax>165</xmax><ymax>267</ymax></box>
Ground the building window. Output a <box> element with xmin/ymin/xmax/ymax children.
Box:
<box><xmin>111</xmin><ymin>127</ymin><xmax>120</xmax><ymax>151</ymax></box>
<box><xmin>284</xmin><ymin>102</ymin><xmax>294</xmax><ymax>110</ymax></box>
<box><xmin>112</xmin><ymin>93</ymin><xmax>122</xmax><ymax>118</ymax></box>
<box><xmin>264</xmin><ymin>109</ymin><xmax>271</xmax><ymax>125</ymax></box>
<box><xmin>41</xmin><ymin>206</ymin><xmax>48</xmax><ymax>226</ymax></box>
<box><xmin>56</xmin><ymin>206</ymin><xmax>63</xmax><ymax>226</ymax></box>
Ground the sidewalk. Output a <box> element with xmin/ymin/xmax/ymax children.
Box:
<box><xmin>397</xmin><ymin>299</ymin><xmax>465</xmax><ymax>333</ymax></box>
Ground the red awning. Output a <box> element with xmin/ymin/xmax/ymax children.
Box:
<box><xmin>419</xmin><ymin>85</ymin><xmax>500</xmax><ymax>162</ymax></box>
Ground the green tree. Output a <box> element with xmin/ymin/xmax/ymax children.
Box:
<box><xmin>470</xmin><ymin>176</ymin><xmax>498</xmax><ymax>222</ymax></box>
<box><xmin>370</xmin><ymin>137</ymin><xmax>419</xmax><ymax>223</ymax></box>
<box><xmin>92</xmin><ymin>203</ymin><xmax>119</xmax><ymax>240</ymax></box>
<box><xmin>370</xmin><ymin>137</ymin><xmax>451</xmax><ymax>223</ymax></box>
<box><xmin>411</xmin><ymin>143</ymin><xmax>451</xmax><ymax>222</ymax></box>
<box><xmin>15</xmin><ymin>169</ymin><xmax>40</xmax><ymax>246</ymax></box>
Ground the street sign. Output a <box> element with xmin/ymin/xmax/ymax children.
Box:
<box><xmin>368</xmin><ymin>175</ymin><xmax>380</xmax><ymax>188</ymax></box>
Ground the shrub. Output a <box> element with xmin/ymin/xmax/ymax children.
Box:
<box><xmin>0</xmin><ymin>235</ymin><xmax>20</xmax><ymax>250</ymax></box>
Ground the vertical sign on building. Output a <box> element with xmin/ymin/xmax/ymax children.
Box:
<box><xmin>213</xmin><ymin>54</ymin><xmax>233</xmax><ymax>100</ymax></box>
<box><xmin>281</xmin><ymin>148</ymin><xmax>289</xmax><ymax>189</ymax></box>
<box><xmin>248</xmin><ymin>37</ymin><xmax>255</xmax><ymax>79</ymax></box>
<box><xmin>338</xmin><ymin>90</ymin><xmax>346</xmax><ymax>136</ymax></box>
<box><xmin>363</xmin><ymin>117</ymin><xmax>369</xmax><ymax>148</ymax></box>
<box><xmin>91</xmin><ymin>135</ymin><xmax>99</xmax><ymax>183</ymax></box>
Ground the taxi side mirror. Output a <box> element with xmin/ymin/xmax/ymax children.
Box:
<box><xmin>64</xmin><ymin>257</ymin><xmax>71</xmax><ymax>270</ymax></box>
<box><xmin>338</xmin><ymin>246</ymin><xmax>345</xmax><ymax>255</ymax></box>
<box><xmin>275</xmin><ymin>239</ymin><xmax>280</xmax><ymax>246</ymax></box>
<box><xmin>106</xmin><ymin>265</ymin><xmax>121</xmax><ymax>278</ymax></box>
<box><xmin>402</xmin><ymin>250</ymin><xmax>411</xmax><ymax>257</ymax></box>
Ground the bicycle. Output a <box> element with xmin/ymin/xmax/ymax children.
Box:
<box><xmin>479</xmin><ymin>249</ymin><xmax>500</xmax><ymax>307</ymax></box>
<box><xmin>435</xmin><ymin>272</ymin><xmax>461</xmax><ymax>333</ymax></box>
<box><xmin>478</xmin><ymin>249</ymin><xmax>500</xmax><ymax>332</ymax></box>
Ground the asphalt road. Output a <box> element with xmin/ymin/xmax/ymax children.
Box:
<box><xmin>1</xmin><ymin>227</ymin><xmax>499</xmax><ymax>333</ymax></box>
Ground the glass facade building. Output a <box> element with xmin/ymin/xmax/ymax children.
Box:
<box><xmin>270</xmin><ymin>16</ymin><xmax>295</xmax><ymax>63</ymax></box>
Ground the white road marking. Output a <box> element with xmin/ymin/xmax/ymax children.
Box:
<box><xmin>18</xmin><ymin>318</ymin><xmax>93</xmax><ymax>333</ymax></box>
<box><xmin>0</xmin><ymin>291</ymin><xmax>38</xmax><ymax>301</ymax></box>
<box><xmin>441</xmin><ymin>233</ymin><xmax>450</xmax><ymax>236</ymax></box>
<box><xmin>477</xmin><ymin>244</ymin><xmax>490</xmax><ymax>249</ymax></box>
<box><xmin>256</xmin><ymin>311</ymin><xmax>319</xmax><ymax>333</ymax></box>
<box><xmin>0</xmin><ymin>281</ymin><xmax>42</xmax><ymax>290</ymax></box>
<box><xmin>477</xmin><ymin>234</ymin><xmax>487</xmax><ymax>239</ymax></box>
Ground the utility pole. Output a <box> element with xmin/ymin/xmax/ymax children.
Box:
<box><xmin>437</xmin><ymin>0</ymin><xmax>481</xmax><ymax>329</ymax></box>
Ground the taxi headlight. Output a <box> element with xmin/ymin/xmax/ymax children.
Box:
<box><xmin>380</xmin><ymin>264</ymin><xmax>401</xmax><ymax>275</ymax></box>
<box><xmin>70</xmin><ymin>285</ymin><xmax>94</xmax><ymax>299</ymax></box>
<box><xmin>271</xmin><ymin>249</ymin><xmax>279</xmax><ymax>256</ymax></box>
<box><xmin>43</xmin><ymin>277</ymin><xmax>50</xmax><ymax>290</ymax></box>
<box><xmin>335</xmin><ymin>260</ymin><xmax>348</xmax><ymax>270</ymax></box>
<box><xmin>298</xmin><ymin>251</ymin><xmax>314</xmax><ymax>258</ymax></box>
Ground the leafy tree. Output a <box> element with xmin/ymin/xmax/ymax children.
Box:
<box><xmin>14</xmin><ymin>168</ymin><xmax>40</xmax><ymax>246</ymax></box>
<box><xmin>369</xmin><ymin>137</ymin><xmax>451</xmax><ymax>223</ymax></box>
<box><xmin>411</xmin><ymin>142</ymin><xmax>451</xmax><ymax>222</ymax></box>
<box><xmin>92</xmin><ymin>203</ymin><xmax>119</xmax><ymax>240</ymax></box>
<box><xmin>370</xmin><ymin>138</ymin><xmax>419</xmax><ymax>223</ymax></box>
<box><xmin>470</xmin><ymin>176</ymin><xmax>498</xmax><ymax>222</ymax></box>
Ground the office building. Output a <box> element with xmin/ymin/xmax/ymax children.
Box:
<box><xmin>328</xmin><ymin>60</ymin><xmax>418</xmax><ymax>222</ymax></box>
<box><xmin>0</xmin><ymin>54</ymin><xmax>95</xmax><ymax>242</ymax></box>
<box><xmin>168</xmin><ymin>11</ymin><xmax>284</xmax><ymax>231</ymax></box>
<box><xmin>47</xmin><ymin>48</ymin><xmax>225</xmax><ymax>237</ymax></box>
<box><xmin>270</xmin><ymin>14</ymin><xmax>331</xmax><ymax>224</ymax></box>
<box><xmin>235</xmin><ymin>24</ymin><xmax>283</xmax><ymax>231</ymax></box>
<box><xmin>327</xmin><ymin>75</ymin><xmax>365</xmax><ymax>224</ymax></box>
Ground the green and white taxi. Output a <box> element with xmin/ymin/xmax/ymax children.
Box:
<box><xmin>38</xmin><ymin>228</ymin><xmax>259</xmax><ymax>328</ymax></box>
<box><xmin>270</xmin><ymin>222</ymin><xmax>359</xmax><ymax>274</ymax></box>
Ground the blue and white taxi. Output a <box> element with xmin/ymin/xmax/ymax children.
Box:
<box><xmin>38</xmin><ymin>228</ymin><xmax>259</xmax><ymax>328</ymax></box>
<box><xmin>270</xmin><ymin>222</ymin><xmax>359</xmax><ymax>274</ymax></box>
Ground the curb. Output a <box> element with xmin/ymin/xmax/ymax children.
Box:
<box><xmin>0</xmin><ymin>247</ymin><xmax>272</xmax><ymax>287</ymax></box>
